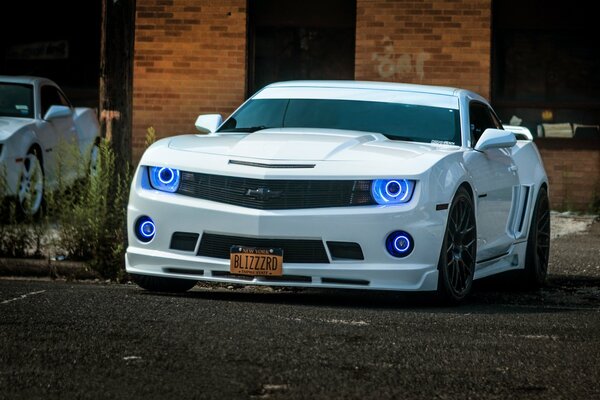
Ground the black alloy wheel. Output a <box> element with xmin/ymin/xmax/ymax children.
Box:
<box><xmin>437</xmin><ymin>186</ymin><xmax>477</xmax><ymax>304</ymax></box>
<box><xmin>523</xmin><ymin>186</ymin><xmax>550</xmax><ymax>287</ymax></box>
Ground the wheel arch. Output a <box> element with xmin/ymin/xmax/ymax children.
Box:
<box><xmin>27</xmin><ymin>143</ymin><xmax>45</xmax><ymax>173</ymax></box>
<box><xmin>457</xmin><ymin>181</ymin><xmax>475</xmax><ymax>201</ymax></box>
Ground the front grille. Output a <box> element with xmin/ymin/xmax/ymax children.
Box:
<box><xmin>198</xmin><ymin>233</ymin><xmax>330</xmax><ymax>264</ymax></box>
<box><xmin>177</xmin><ymin>171</ymin><xmax>374</xmax><ymax>210</ymax></box>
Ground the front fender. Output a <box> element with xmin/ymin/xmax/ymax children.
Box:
<box><xmin>0</xmin><ymin>128</ymin><xmax>40</xmax><ymax>196</ymax></box>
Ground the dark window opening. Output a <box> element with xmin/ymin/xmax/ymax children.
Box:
<box><xmin>247</xmin><ymin>0</ymin><xmax>356</xmax><ymax>97</ymax></box>
<box><xmin>0</xmin><ymin>1</ymin><xmax>101</xmax><ymax>109</ymax></box>
<box><xmin>492</xmin><ymin>0</ymin><xmax>600</xmax><ymax>139</ymax></box>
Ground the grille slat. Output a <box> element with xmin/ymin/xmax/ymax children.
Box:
<box><xmin>198</xmin><ymin>233</ymin><xmax>329</xmax><ymax>264</ymax></box>
<box><xmin>177</xmin><ymin>172</ymin><xmax>374</xmax><ymax>210</ymax></box>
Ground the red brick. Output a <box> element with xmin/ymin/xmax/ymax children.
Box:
<box><xmin>355</xmin><ymin>0</ymin><xmax>492</xmax><ymax>98</ymax></box>
<box><xmin>133</xmin><ymin>0</ymin><xmax>246</xmax><ymax>161</ymax></box>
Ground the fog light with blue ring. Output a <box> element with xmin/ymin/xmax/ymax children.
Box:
<box><xmin>135</xmin><ymin>216</ymin><xmax>156</xmax><ymax>243</ymax></box>
<box><xmin>386</xmin><ymin>231</ymin><xmax>414</xmax><ymax>258</ymax></box>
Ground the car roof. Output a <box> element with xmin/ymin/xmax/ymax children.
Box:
<box><xmin>0</xmin><ymin>75</ymin><xmax>56</xmax><ymax>86</ymax></box>
<box><xmin>257</xmin><ymin>80</ymin><xmax>491</xmax><ymax>109</ymax></box>
<box><xmin>267</xmin><ymin>80</ymin><xmax>462</xmax><ymax>96</ymax></box>
<box><xmin>255</xmin><ymin>80</ymin><xmax>489</xmax><ymax>106</ymax></box>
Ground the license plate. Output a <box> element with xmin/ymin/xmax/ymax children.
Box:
<box><xmin>230</xmin><ymin>246</ymin><xmax>283</xmax><ymax>276</ymax></box>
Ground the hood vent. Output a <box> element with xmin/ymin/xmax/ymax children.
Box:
<box><xmin>228</xmin><ymin>160</ymin><xmax>316</xmax><ymax>169</ymax></box>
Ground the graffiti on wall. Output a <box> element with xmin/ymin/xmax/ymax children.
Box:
<box><xmin>371</xmin><ymin>36</ymin><xmax>430</xmax><ymax>80</ymax></box>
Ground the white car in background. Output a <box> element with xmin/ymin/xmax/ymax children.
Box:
<box><xmin>0</xmin><ymin>76</ymin><xmax>100</xmax><ymax>216</ymax></box>
<box><xmin>126</xmin><ymin>81</ymin><xmax>549</xmax><ymax>304</ymax></box>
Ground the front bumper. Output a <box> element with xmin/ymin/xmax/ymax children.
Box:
<box><xmin>126</xmin><ymin>169</ymin><xmax>447</xmax><ymax>292</ymax></box>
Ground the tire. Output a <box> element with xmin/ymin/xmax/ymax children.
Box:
<box><xmin>130</xmin><ymin>273</ymin><xmax>197</xmax><ymax>293</ymax></box>
<box><xmin>17</xmin><ymin>149</ymin><xmax>44</xmax><ymax>218</ymax></box>
<box><xmin>521</xmin><ymin>186</ymin><xmax>550</xmax><ymax>288</ymax></box>
<box><xmin>89</xmin><ymin>140</ymin><xmax>100</xmax><ymax>177</ymax></box>
<box><xmin>437</xmin><ymin>186</ymin><xmax>477</xmax><ymax>304</ymax></box>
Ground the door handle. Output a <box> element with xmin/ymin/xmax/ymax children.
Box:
<box><xmin>509</xmin><ymin>165</ymin><xmax>518</xmax><ymax>172</ymax></box>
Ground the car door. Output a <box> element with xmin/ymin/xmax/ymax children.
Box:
<box><xmin>39</xmin><ymin>85</ymin><xmax>79</xmax><ymax>184</ymax></box>
<box><xmin>465</xmin><ymin>101</ymin><xmax>519</xmax><ymax>262</ymax></box>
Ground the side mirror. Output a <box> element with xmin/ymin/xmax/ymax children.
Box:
<box><xmin>44</xmin><ymin>105</ymin><xmax>72</xmax><ymax>120</ymax></box>
<box><xmin>474</xmin><ymin>128</ymin><xmax>517</xmax><ymax>152</ymax></box>
<box><xmin>195</xmin><ymin>114</ymin><xmax>222</xmax><ymax>134</ymax></box>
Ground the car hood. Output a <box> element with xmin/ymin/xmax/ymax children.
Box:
<box><xmin>0</xmin><ymin>117</ymin><xmax>34</xmax><ymax>141</ymax></box>
<box><xmin>168</xmin><ymin>128</ymin><xmax>445</xmax><ymax>162</ymax></box>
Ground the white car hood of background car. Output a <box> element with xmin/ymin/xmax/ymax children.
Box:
<box><xmin>168</xmin><ymin>128</ymin><xmax>452</xmax><ymax>163</ymax></box>
<box><xmin>0</xmin><ymin>117</ymin><xmax>34</xmax><ymax>141</ymax></box>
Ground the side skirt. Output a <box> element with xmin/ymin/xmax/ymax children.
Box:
<box><xmin>474</xmin><ymin>241</ymin><xmax>528</xmax><ymax>280</ymax></box>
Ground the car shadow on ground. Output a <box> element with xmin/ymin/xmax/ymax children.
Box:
<box><xmin>136</xmin><ymin>272</ymin><xmax>600</xmax><ymax>313</ymax></box>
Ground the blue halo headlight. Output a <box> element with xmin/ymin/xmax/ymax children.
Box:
<box><xmin>386</xmin><ymin>231</ymin><xmax>414</xmax><ymax>258</ymax></box>
<box><xmin>371</xmin><ymin>179</ymin><xmax>415</xmax><ymax>205</ymax></box>
<box><xmin>149</xmin><ymin>166</ymin><xmax>180</xmax><ymax>193</ymax></box>
<box><xmin>135</xmin><ymin>216</ymin><xmax>156</xmax><ymax>243</ymax></box>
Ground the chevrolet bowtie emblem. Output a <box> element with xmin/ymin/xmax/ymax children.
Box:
<box><xmin>245</xmin><ymin>188</ymin><xmax>283</xmax><ymax>200</ymax></box>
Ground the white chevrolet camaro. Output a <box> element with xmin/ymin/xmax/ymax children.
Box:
<box><xmin>0</xmin><ymin>76</ymin><xmax>99</xmax><ymax>216</ymax></box>
<box><xmin>126</xmin><ymin>81</ymin><xmax>550</xmax><ymax>304</ymax></box>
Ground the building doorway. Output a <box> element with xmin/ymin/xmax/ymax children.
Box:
<box><xmin>247</xmin><ymin>0</ymin><xmax>356</xmax><ymax>96</ymax></box>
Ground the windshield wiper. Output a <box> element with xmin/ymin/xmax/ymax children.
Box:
<box><xmin>219</xmin><ymin>126</ymin><xmax>271</xmax><ymax>133</ymax></box>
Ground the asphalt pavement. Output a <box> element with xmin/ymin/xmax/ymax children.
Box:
<box><xmin>0</xmin><ymin>220</ymin><xmax>599</xmax><ymax>400</ymax></box>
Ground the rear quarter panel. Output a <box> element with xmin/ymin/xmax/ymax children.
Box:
<box><xmin>73</xmin><ymin>107</ymin><xmax>100</xmax><ymax>156</ymax></box>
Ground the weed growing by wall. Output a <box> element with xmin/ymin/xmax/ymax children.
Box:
<box><xmin>52</xmin><ymin>140</ymin><xmax>131</xmax><ymax>280</ymax></box>
<box><xmin>0</xmin><ymin>139</ymin><xmax>131</xmax><ymax>280</ymax></box>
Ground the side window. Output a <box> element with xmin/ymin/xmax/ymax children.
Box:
<box><xmin>41</xmin><ymin>86</ymin><xmax>70</xmax><ymax>118</ymax></box>
<box><xmin>469</xmin><ymin>102</ymin><xmax>497</xmax><ymax>146</ymax></box>
<box><xmin>489</xmin><ymin>109</ymin><xmax>503</xmax><ymax>129</ymax></box>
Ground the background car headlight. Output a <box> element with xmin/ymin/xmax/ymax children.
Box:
<box><xmin>371</xmin><ymin>179</ymin><xmax>415</xmax><ymax>205</ymax></box>
<box><xmin>148</xmin><ymin>166</ymin><xmax>180</xmax><ymax>193</ymax></box>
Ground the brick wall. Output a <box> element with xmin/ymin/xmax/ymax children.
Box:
<box><xmin>538</xmin><ymin>142</ymin><xmax>600</xmax><ymax>211</ymax></box>
<box><xmin>133</xmin><ymin>0</ymin><xmax>247</xmax><ymax>160</ymax></box>
<box><xmin>355</xmin><ymin>0</ymin><xmax>491</xmax><ymax>99</ymax></box>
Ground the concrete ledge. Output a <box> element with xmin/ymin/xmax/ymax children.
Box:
<box><xmin>0</xmin><ymin>258</ymin><xmax>100</xmax><ymax>280</ymax></box>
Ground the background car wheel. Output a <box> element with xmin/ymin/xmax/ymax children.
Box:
<box><xmin>437</xmin><ymin>186</ymin><xmax>477</xmax><ymax>304</ymax></box>
<box><xmin>521</xmin><ymin>186</ymin><xmax>550</xmax><ymax>288</ymax></box>
<box><xmin>17</xmin><ymin>149</ymin><xmax>44</xmax><ymax>218</ymax></box>
<box><xmin>89</xmin><ymin>140</ymin><xmax>100</xmax><ymax>176</ymax></box>
<box><xmin>130</xmin><ymin>274</ymin><xmax>197</xmax><ymax>293</ymax></box>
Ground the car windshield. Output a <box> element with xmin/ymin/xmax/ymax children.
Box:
<box><xmin>0</xmin><ymin>83</ymin><xmax>34</xmax><ymax>118</ymax></box>
<box><xmin>219</xmin><ymin>98</ymin><xmax>461</xmax><ymax>145</ymax></box>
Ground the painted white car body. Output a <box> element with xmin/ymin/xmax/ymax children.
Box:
<box><xmin>0</xmin><ymin>76</ymin><xmax>99</xmax><ymax>213</ymax></box>
<box><xmin>126</xmin><ymin>81</ymin><xmax>548</xmax><ymax>296</ymax></box>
